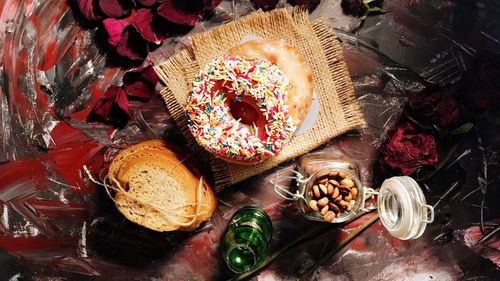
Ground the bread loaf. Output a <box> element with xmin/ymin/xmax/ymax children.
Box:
<box><xmin>108</xmin><ymin>140</ymin><xmax>217</xmax><ymax>232</ymax></box>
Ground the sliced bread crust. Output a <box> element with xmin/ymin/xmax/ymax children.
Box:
<box><xmin>108</xmin><ymin>140</ymin><xmax>217</xmax><ymax>232</ymax></box>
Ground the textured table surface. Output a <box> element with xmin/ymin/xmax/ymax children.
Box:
<box><xmin>0</xmin><ymin>0</ymin><xmax>499</xmax><ymax>280</ymax></box>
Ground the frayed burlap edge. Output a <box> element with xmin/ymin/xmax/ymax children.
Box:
<box><xmin>155</xmin><ymin>8</ymin><xmax>365</xmax><ymax>192</ymax></box>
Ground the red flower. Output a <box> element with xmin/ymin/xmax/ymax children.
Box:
<box><xmin>407</xmin><ymin>88</ymin><xmax>461</xmax><ymax>128</ymax></box>
<box><xmin>123</xmin><ymin>65</ymin><xmax>159</xmax><ymax>100</ymax></box>
<box><xmin>379</xmin><ymin>123</ymin><xmax>438</xmax><ymax>176</ymax></box>
<box><xmin>90</xmin><ymin>86</ymin><xmax>131</xmax><ymax>127</ymax></box>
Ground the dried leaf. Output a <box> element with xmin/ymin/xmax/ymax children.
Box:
<box><xmin>451</xmin><ymin>122</ymin><xmax>474</xmax><ymax>135</ymax></box>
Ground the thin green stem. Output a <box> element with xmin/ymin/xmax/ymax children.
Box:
<box><xmin>234</xmin><ymin>210</ymin><xmax>376</xmax><ymax>281</ymax></box>
<box><xmin>297</xmin><ymin>214</ymin><xmax>380</xmax><ymax>281</ymax></box>
<box><xmin>420</xmin><ymin>142</ymin><xmax>460</xmax><ymax>182</ymax></box>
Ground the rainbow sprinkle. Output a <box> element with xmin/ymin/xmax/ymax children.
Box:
<box><xmin>185</xmin><ymin>56</ymin><xmax>296</xmax><ymax>162</ymax></box>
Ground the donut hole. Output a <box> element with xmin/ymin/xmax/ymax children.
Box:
<box><xmin>228</xmin><ymin>99</ymin><xmax>260</xmax><ymax>125</ymax></box>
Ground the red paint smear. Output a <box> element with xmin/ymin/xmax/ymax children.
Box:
<box><xmin>0</xmin><ymin>237</ymin><xmax>74</xmax><ymax>253</ymax></box>
<box><xmin>174</xmin><ymin>232</ymin><xmax>217</xmax><ymax>278</ymax></box>
<box><xmin>0</xmin><ymin>159</ymin><xmax>45</xmax><ymax>199</ymax></box>
<box><xmin>71</xmin><ymin>85</ymin><xmax>103</xmax><ymax>120</ymax></box>
<box><xmin>26</xmin><ymin>199</ymin><xmax>89</xmax><ymax>217</ymax></box>
<box><xmin>39</xmin><ymin>41</ymin><xmax>58</xmax><ymax>71</ymax></box>
<box><xmin>41</xmin><ymin>141</ymin><xmax>103</xmax><ymax>193</ymax></box>
<box><xmin>48</xmin><ymin>122</ymin><xmax>90</xmax><ymax>148</ymax></box>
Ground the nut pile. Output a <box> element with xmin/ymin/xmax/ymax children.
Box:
<box><xmin>306</xmin><ymin>170</ymin><xmax>358</xmax><ymax>222</ymax></box>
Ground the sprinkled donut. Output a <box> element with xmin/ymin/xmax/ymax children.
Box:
<box><xmin>186</xmin><ymin>56</ymin><xmax>296</xmax><ymax>164</ymax></box>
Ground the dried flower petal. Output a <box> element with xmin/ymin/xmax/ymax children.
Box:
<box><xmin>77</xmin><ymin>0</ymin><xmax>102</xmax><ymax>21</ymax></box>
<box><xmin>116</xmin><ymin>27</ymin><xmax>149</xmax><ymax>61</ymax></box>
<box><xmin>98</xmin><ymin>0</ymin><xmax>131</xmax><ymax>18</ymax></box>
<box><xmin>157</xmin><ymin>0</ymin><xmax>203</xmax><ymax>26</ymax></box>
<box><xmin>252</xmin><ymin>0</ymin><xmax>279</xmax><ymax>10</ymax></box>
<box><xmin>90</xmin><ymin>86</ymin><xmax>131</xmax><ymax>127</ymax></box>
<box><xmin>103</xmin><ymin>18</ymin><xmax>127</xmax><ymax>47</ymax></box>
<box><xmin>379</xmin><ymin>123</ymin><xmax>438</xmax><ymax>176</ymax></box>
<box><xmin>136</xmin><ymin>0</ymin><xmax>157</xmax><ymax>7</ymax></box>
<box><xmin>131</xmin><ymin>8</ymin><xmax>168</xmax><ymax>43</ymax></box>
<box><xmin>123</xmin><ymin>65</ymin><xmax>159</xmax><ymax>100</ymax></box>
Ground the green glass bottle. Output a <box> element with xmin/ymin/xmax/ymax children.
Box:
<box><xmin>221</xmin><ymin>206</ymin><xmax>273</xmax><ymax>273</ymax></box>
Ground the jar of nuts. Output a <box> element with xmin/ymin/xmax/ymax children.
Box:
<box><xmin>273</xmin><ymin>153</ymin><xmax>435</xmax><ymax>240</ymax></box>
<box><xmin>296</xmin><ymin>156</ymin><xmax>370</xmax><ymax>224</ymax></box>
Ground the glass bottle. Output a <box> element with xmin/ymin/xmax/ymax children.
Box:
<box><xmin>274</xmin><ymin>153</ymin><xmax>434</xmax><ymax>240</ymax></box>
<box><xmin>220</xmin><ymin>206</ymin><xmax>273</xmax><ymax>273</ymax></box>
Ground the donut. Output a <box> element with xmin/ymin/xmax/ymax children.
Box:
<box><xmin>186</xmin><ymin>56</ymin><xmax>296</xmax><ymax>164</ymax></box>
<box><xmin>228</xmin><ymin>39</ymin><xmax>314</xmax><ymax>127</ymax></box>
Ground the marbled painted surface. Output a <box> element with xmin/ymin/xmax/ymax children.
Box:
<box><xmin>0</xmin><ymin>0</ymin><xmax>499</xmax><ymax>280</ymax></box>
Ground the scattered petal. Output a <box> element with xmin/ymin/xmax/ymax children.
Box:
<box><xmin>131</xmin><ymin>8</ymin><xmax>168</xmax><ymax>43</ymax></box>
<box><xmin>252</xmin><ymin>0</ymin><xmax>279</xmax><ymax>10</ymax></box>
<box><xmin>116</xmin><ymin>27</ymin><xmax>149</xmax><ymax>61</ymax></box>
<box><xmin>77</xmin><ymin>0</ymin><xmax>102</xmax><ymax>21</ymax></box>
<box><xmin>90</xmin><ymin>86</ymin><xmax>131</xmax><ymax>127</ymax></box>
<box><xmin>123</xmin><ymin>65</ymin><xmax>159</xmax><ymax>100</ymax></box>
<box><xmin>98</xmin><ymin>0</ymin><xmax>130</xmax><ymax>18</ymax></box>
<box><xmin>103</xmin><ymin>18</ymin><xmax>127</xmax><ymax>47</ymax></box>
<box><xmin>136</xmin><ymin>0</ymin><xmax>158</xmax><ymax>7</ymax></box>
<box><xmin>157</xmin><ymin>0</ymin><xmax>203</xmax><ymax>26</ymax></box>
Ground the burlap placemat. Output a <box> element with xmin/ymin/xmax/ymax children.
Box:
<box><xmin>154</xmin><ymin>8</ymin><xmax>365</xmax><ymax>191</ymax></box>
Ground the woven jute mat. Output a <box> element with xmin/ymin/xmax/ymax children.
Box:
<box><xmin>154</xmin><ymin>8</ymin><xmax>366</xmax><ymax>191</ymax></box>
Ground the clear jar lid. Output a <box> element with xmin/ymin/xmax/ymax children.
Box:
<box><xmin>377</xmin><ymin>176</ymin><xmax>434</xmax><ymax>240</ymax></box>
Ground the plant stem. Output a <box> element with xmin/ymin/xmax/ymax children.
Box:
<box><xmin>235</xmin><ymin>210</ymin><xmax>377</xmax><ymax>281</ymax></box>
<box><xmin>297</xmin><ymin>214</ymin><xmax>380</xmax><ymax>281</ymax></box>
<box><xmin>421</xmin><ymin>142</ymin><xmax>460</xmax><ymax>182</ymax></box>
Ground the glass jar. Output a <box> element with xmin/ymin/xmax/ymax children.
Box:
<box><xmin>273</xmin><ymin>153</ymin><xmax>434</xmax><ymax>240</ymax></box>
<box><xmin>220</xmin><ymin>206</ymin><xmax>273</xmax><ymax>273</ymax></box>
